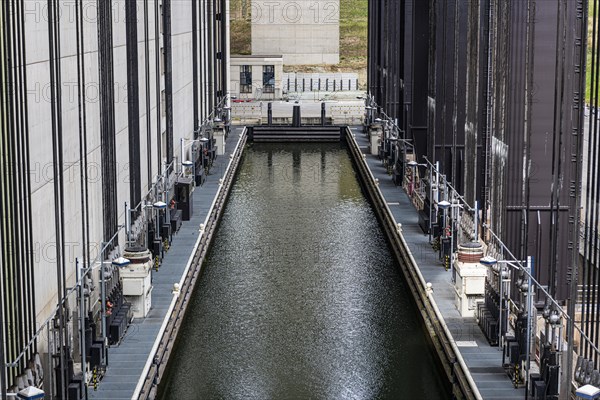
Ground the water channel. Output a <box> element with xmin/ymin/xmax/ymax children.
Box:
<box><xmin>158</xmin><ymin>143</ymin><xmax>451</xmax><ymax>399</ymax></box>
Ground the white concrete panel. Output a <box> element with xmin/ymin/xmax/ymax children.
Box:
<box><xmin>20</xmin><ymin>0</ymin><xmax>226</xmax><ymax>340</ymax></box>
<box><xmin>24</xmin><ymin>0</ymin><xmax>51</xmax><ymax>65</ymax></box>
<box><xmin>252</xmin><ymin>0</ymin><xmax>339</xmax><ymax>65</ymax></box>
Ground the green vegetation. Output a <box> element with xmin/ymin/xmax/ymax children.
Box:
<box><xmin>229</xmin><ymin>0</ymin><xmax>369</xmax><ymax>85</ymax></box>
<box><xmin>587</xmin><ymin>1</ymin><xmax>598</xmax><ymax>104</ymax></box>
<box><xmin>230</xmin><ymin>0</ymin><xmax>252</xmax><ymax>55</ymax></box>
<box><xmin>339</xmin><ymin>0</ymin><xmax>368</xmax><ymax>70</ymax></box>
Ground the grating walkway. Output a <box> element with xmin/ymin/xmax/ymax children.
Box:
<box><xmin>89</xmin><ymin>127</ymin><xmax>244</xmax><ymax>400</ymax></box>
<box><xmin>350</xmin><ymin>126</ymin><xmax>525</xmax><ymax>399</ymax></box>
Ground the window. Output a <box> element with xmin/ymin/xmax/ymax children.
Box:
<box><xmin>263</xmin><ymin>65</ymin><xmax>275</xmax><ymax>93</ymax></box>
<box><xmin>240</xmin><ymin>65</ymin><xmax>252</xmax><ymax>94</ymax></box>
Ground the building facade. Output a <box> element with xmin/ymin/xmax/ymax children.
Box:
<box><xmin>368</xmin><ymin>0</ymin><xmax>591</xmax><ymax>396</ymax></box>
<box><xmin>230</xmin><ymin>55</ymin><xmax>283</xmax><ymax>99</ymax></box>
<box><xmin>0</xmin><ymin>0</ymin><xmax>229</xmax><ymax>396</ymax></box>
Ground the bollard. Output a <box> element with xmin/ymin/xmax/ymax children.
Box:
<box><xmin>292</xmin><ymin>105</ymin><xmax>301</xmax><ymax>127</ymax></box>
<box><xmin>267</xmin><ymin>102</ymin><xmax>272</xmax><ymax>126</ymax></box>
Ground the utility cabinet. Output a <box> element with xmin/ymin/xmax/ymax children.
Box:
<box><xmin>369</xmin><ymin>123</ymin><xmax>382</xmax><ymax>156</ymax></box>
<box><xmin>120</xmin><ymin>248</ymin><xmax>153</xmax><ymax>318</ymax></box>
<box><xmin>454</xmin><ymin>242</ymin><xmax>487</xmax><ymax>317</ymax></box>
<box><xmin>214</xmin><ymin>119</ymin><xmax>226</xmax><ymax>156</ymax></box>
<box><xmin>175</xmin><ymin>176</ymin><xmax>194</xmax><ymax>221</ymax></box>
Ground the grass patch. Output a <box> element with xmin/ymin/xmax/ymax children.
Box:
<box><xmin>230</xmin><ymin>0</ymin><xmax>251</xmax><ymax>55</ymax></box>
<box><xmin>339</xmin><ymin>0</ymin><xmax>368</xmax><ymax>69</ymax></box>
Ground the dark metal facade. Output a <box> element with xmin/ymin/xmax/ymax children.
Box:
<box><xmin>580</xmin><ymin>0</ymin><xmax>600</xmax><ymax>370</ymax></box>
<box><xmin>369</xmin><ymin>0</ymin><xmax>586</xmax><ymax>300</ymax></box>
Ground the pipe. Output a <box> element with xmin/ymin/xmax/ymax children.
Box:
<box><xmin>473</xmin><ymin>200</ymin><xmax>478</xmax><ymax>241</ymax></box>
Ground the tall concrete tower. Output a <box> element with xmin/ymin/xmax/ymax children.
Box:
<box><xmin>251</xmin><ymin>0</ymin><xmax>340</xmax><ymax>65</ymax></box>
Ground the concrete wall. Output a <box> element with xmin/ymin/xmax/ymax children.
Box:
<box><xmin>251</xmin><ymin>0</ymin><xmax>340</xmax><ymax>65</ymax></box>
<box><xmin>230</xmin><ymin>55</ymin><xmax>283</xmax><ymax>99</ymax></box>
<box><xmin>0</xmin><ymin>0</ymin><xmax>229</xmax><ymax>390</ymax></box>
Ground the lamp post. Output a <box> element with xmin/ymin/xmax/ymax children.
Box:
<box><xmin>99</xmin><ymin>242</ymin><xmax>107</xmax><ymax>355</ymax></box>
<box><xmin>438</xmin><ymin>199</ymin><xmax>453</xmax><ymax>273</ymax></box>
<box><xmin>181</xmin><ymin>136</ymin><xmax>210</xmax><ymax>184</ymax></box>
<box><xmin>75</xmin><ymin>258</ymin><xmax>87</xmax><ymax>392</ymax></box>
<box><xmin>407</xmin><ymin>160</ymin><xmax>432</xmax><ymax>241</ymax></box>
<box><xmin>480</xmin><ymin>255</ymin><xmax>512</xmax><ymax>350</ymax></box>
<box><xmin>182</xmin><ymin>159</ymin><xmax>194</xmax><ymax>181</ymax></box>
<box><xmin>143</xmin><ymin>201</ymin><xmax>167</xmax><ymax>252</ymax></box>
<box><xmin>388</xmin><ymin>136</ymin><xmax>398</xmax><ymax>176</ymax></box>
<box><xmin>153</xmin><ymin>201</ymin><xmax>167</xmax><ymax>248</ymax></box>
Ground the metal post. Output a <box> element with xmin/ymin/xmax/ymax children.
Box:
<box><xmin>47</xmin><ymin>320</ymin><xmax>53</xmax><ymax>398</ymax></box>
<box><xmin>164</xmin><ymin>162</ymin><xmax>170</xmax><ymax>225</ymax></box>
<box><xmin>180</xmin><ymin>137</ymin><xmax>184</xmax><ymax>169</ymax></box>
<box><xmin>99</xmin><ymin>243</ymin><xmax>107</xmax><ymax>362</ymax></box>
<box><xmin>268</xmin><ymin>102</ymin><xmax>273</xmax><ymax>126</ymax></box>
<box><xmin>474</xmin><ymin>200</ymin><xmax>479</xmax><ymax>241</ymax></box>
<box><xmin>450</xmin><ymin>200</ymin><xmax>455</xmax><ymax>282</ymax></box>
<box><xmin>429</xmin><ymin>167</ymin><xmax>433</xmax><ymax>243</ymax></box>
<box><xmin>76</xmin><ymin>258</ymin><xmax>88</xmax><ymax>398</ymax></box>
<box><xmin>125</xmin><ymin>202</ymin><xmax>131</xmax><ymax>244</ymax></box>
<box><xmin>154</xmin><ymin>208</ymin><xmax>160</xmax><ymax>247</ymax></box>
<box><xmin>145</xmin><ymin>205</ymin><xmax>150</xmax><ymax>250</ymax></box>
<box><xmin>525</xmin><ymin>256</ymin><xmax>534</xmax><ymax>398</ymax></box>
<box><xmin>499</xmin><ymin>265</ymin><xmax>504</xmax><ymax>352</ymax></box>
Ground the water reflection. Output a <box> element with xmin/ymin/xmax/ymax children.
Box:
<box><xmin>159</xmin><ymin>143</ymin><xmax>450</xmax><ymax>399</ymax></box>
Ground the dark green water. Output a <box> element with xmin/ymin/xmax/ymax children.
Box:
<box><xmin>158</xmin><ymin>143</ymin><xmax>450</xmax><ymax>399</ymax></box>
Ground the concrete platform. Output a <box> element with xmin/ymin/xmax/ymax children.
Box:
<box><xmin>89</xmin><ymin>127</ymin><xmax>244</xmax><ymax>400</ymax></box>
<box><xmin>349</xmin><ymin>126</ymin><xmax>526</xmax><ymax>399</ymax></box>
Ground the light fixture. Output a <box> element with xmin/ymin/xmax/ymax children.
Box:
<box><xmin>437</xmin><ymin>200</ymin><xmax>451</xmax><ymax>210</ymax></box>
<box><xmin>16</xmin><ymin>386</ymin><xmax>45</xmax><ymax>399</ymax></box>
<box><xmin>182</xmin><ymin>160</ymin><xmax>194</xmax><ymax>168</ymax></box>
<box><xmin>575</xmin><ymin>384</ymin><xmax>600</xmax><ymax>399</ymax></box>
<box><xmin>153</xmin><ymin>201</ymin><xmax>167</xmax><ymax>210</ymax></box>
<box><xmin>199</xmin><ymin>137</ymin><xmax>209</xmax><ymax>143</ymax></box>
<box><xmin>112</xmin><ymin>257</ymin><xmax>131</xmax><ymax>267</ymax></box>
<box><xmin>479</xmin><ymin>255</ymin><xmax>498</xmax><ymax>267</ymax></box>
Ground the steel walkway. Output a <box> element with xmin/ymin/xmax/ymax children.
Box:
<box><xmin>350</xmin><ymin>126</ymin><xmax>525</xmax><ymax>400</ymax></box>
<box><xmin>89</xmin><ymin>127</ymin><xmax>243</xmax><ymax>400</ymax></box>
